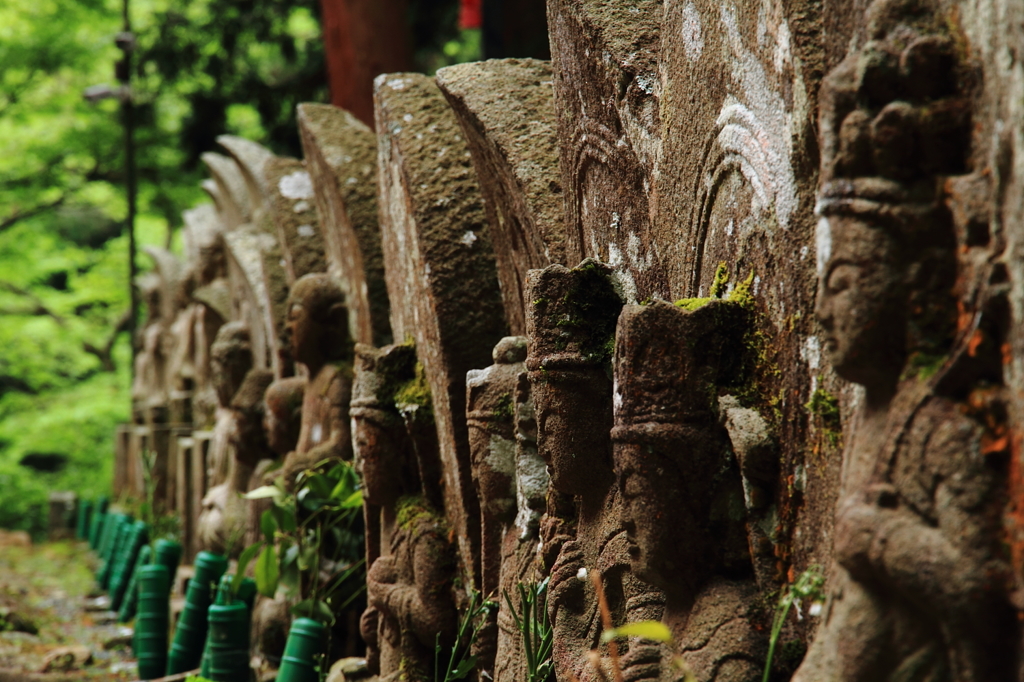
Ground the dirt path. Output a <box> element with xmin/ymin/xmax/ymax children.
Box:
<box><xmin>0</xmin><ymin>536</ymin><xmax>137</xmax><ymax>681</ymax></box>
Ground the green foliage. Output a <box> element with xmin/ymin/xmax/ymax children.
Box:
<box><xmin>763</xmin><ymin>565</ymin><xmax>825</xmax><ymax>682</ymax></box>
<box><xmin>435</xmin><ymin>591</ymin><xmax>494</xmax><ymax>682</ymax></box>
<box><xmin>0</xmin><ymin>0</ymin><xmax>476</xmax><ymax>535</ymax></box>
<box><xmin>504</xmin><ymin>579</ymin><xmax>554</xmax><ymax>682</ymax></box>
<box><xmin>243</xmin><ymin>459</ymin><xmax>366</xmax><ymax>624</ymax></box>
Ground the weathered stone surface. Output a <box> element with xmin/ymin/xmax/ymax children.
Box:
<box><xmin>654</xmin><ymin>0</ymin><xmax>841</xmax><ymax>602</ymax></box>
<box><xmin>278</xmin><ymin>274</ymin><xmax>353</xmax><ymax>487</ymax></box>
<box><xmin>547</xmin><ymin>0</ymin><xmax>664</xmax><ymax>299</ymax></box>
<box><xmin>465</xmin><ymin>337</ymin><xmax>527</xmax><ymax>677</ymax></box>
<box><xmin>265</xmin><ymin>157</ymin><xmax>328</xmax><ymax>285</ymax></box>
<box><xmin>436</xmin><ymin>59</ymin><xmax>566</xmax><ymax>335</ymax></box>
<box><xmin>352</xmin><ymin>343</ymin><xmax>457</xmax><ymax>682</ymax></box>
<box><xmin>258</xmin><ymin>238</ymin><xmax>292</xmax><ymax>379</ymax></box>
<box><xmin>297</xmin><ymin>103</ymin><xmax>391</xmax><ymax>347</ymax></box>
<box><xmin>525</xmin><ymin>261</ymin><xmax>663</xmax><ymax>682</ymax></box>
<box><xmin>217</xmin><ymin>134</ymin><xmax>275</xmax><ymax>214</ymax></box>
<box><xmin>374</xmin><ymin>72</ymin><xmax>508</xmax><ymax>589</ymax></box>
<box><xmin>223</xmin><ymin>223</ymin><xmax>277</xmax><ymax>372</ymax></box>
<box><xmin>612</xmin><ymin>300</ymin><xmax>765</xmax><ymax>681</ymax></box>
<box><xmin>201</xmin><ymin>152</ymin><xmax>251</xmax><ymax>230</ymax></box>
<box><xmin>493</xmin><ymin>370</ymin><xmax>547</xmax><ymax>682</ymax></box>
<box><xmin>794</xmin><ymin>0</ymin><xmax>1019</xmax><ymax>678</ymax></box>
<box><xmin>178</xmin><ymin>204</ymin><xmax>230</xmax><ymax>427</ymax></box>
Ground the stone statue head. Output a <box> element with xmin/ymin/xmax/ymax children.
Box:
<box><xmin>263</xmin><ymin>377</ymin><xmax>306</xmax><ymax>457</ymax></box>
<box><xmin>612</xmin><ymin>301</ymin><xmax>750</xmax><ymax>599</ymax></box>
<box><xmin>466</xmin><ymin>336</ymin><xmax>527</xmax><ymax>524</ymax></box>
<box><xmin>351</xmin><ymin>343</ymin><xmax>419</xmax><ymax>507</ymax></box>
<box><xmin>525</xmin><ymin>261</ymin><xmax>623</xmax><ymax>497</ymax></box>
<box><xmin>286</xmin><ymin>273</ymin><xmax>350</xmax><ymax>372</ymax></box>
<box><xmin>814</xmin><ymin>0</ymin><xmax>968</xmax><ymax>395</ymax></box>
<box><xmin>210</xmin><ymin>322</ymin><xmax>254</xmax><ymax>408</ymax></box>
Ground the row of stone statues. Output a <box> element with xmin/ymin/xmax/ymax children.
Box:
<box><xmin>123</xmin><ymin>0</ymin><xmax>1024</xmax><ymax>678</ymax></box>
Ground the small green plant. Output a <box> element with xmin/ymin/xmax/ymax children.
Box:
<box><xmin>504</xmin><ymin>579</ymin><xmax>554</xmax><ymax>682</ymax></box>
<box><xmin>763</xmin><ymin>565</ymin><xmax>825</xmax><ymax>682</ymax></box>
<box><xmin>121</xmin><ymin>447</ymin><xmax>181</xmax><ymax>540</ymax></box>
<box><xmin>434</xmin><ymin>591</ymin><xmax>495</xmax><ymax>682</ymax></box>
<box><xmin>242</xmin><ymin>458</ymin><xmax>366</xmax><ymax>626</ymax></box>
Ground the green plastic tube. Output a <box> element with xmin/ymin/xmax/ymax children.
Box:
<box><xmin>110</xmin><ymin>521</ymin><xmax>149</xmax><ymax>611</ymax></box>
<box><xmin>276</xmin><ymin>617</ymin><xmax>326</xmax><ymax>682</ymax></box>
<box><xmin>165</xmin><ymin>551</ymin><xmax>228</xmax><ymax>675</ymax></box>
<box><xmin>117</xmin><ymin>544</ymin><xmax>152</xmax><ymax>623</ymax></box>
<box><xmin>134</xmin><ymin>564</ymin><xmax>170</xmax><ymax>680</ymax></box>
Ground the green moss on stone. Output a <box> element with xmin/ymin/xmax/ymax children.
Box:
<box><xmin>395</xmin><ymin>362</ymin><xmax>433</xmax><ymax>410</ymax></box>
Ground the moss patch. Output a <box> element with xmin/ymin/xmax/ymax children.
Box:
<box><xmin>494</xmin><ymin>392</ymin><xmax>514</xmax><ymax>420</ymax></box>
<box><xmin>806</xmin><ymin>387</ymin><xmax>842</xmax><ymax>448</ymax></box>
<box><xmin>395</xmin><ymin>361</ymin><xmax>433</xmax><ymax>411</ymax></box>
<box><xmin>555</xmin><ymin>260</ymin><xmax>624</xmax><ymax>368</ymax></box>
<box><xmin>396</xmin><ymin>495</ymin><xmax>446</xmax><ymax>533</ymax></box>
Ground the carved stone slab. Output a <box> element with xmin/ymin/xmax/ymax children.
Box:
<box><xmin>201</xmin><ymin>152</ymin><xmax>251</xmax><ymax>231</ymax></box>
<box><xmin>374</xmin><ymin>72</ymin><xmax>508</xmax><ymax>589</ymax></box>
<box><xmin>436</xmin><ymin>59</ymin><xmax>567</xmax><ymax>335</ymax></box>
<box><xmin>217</xmin><ymin>134</ymin><xmax>275</xmax><ymax>217</ymax></box>
<box><xmin>547</xmin><ymin>0</ymin><xmax>665</xmax><ymax>300</ymax></box>
<box><xmin>297</xmin><ymin>103</ymin><xmax>391</xmax><ymax>347</ymax></box>
<box><xmin>223</xmin><ymin>224</ymin><xmax>277</xmax><ymax>371</ymax></box>
<box><xmin>264</xmin><ymin>157</ymin><xmax>327</xmax><ymax>285</ymax></box>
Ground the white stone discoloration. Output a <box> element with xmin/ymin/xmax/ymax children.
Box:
<box><xmin>278</xmin><ymin>171</ymin><xmax>315</xmax><ymax>200</ymax></box>
<box><xmin>682</xmin><ymin>1</ymin><xmax>704</xmax><ymax>62</ymax></box>
<box><xmin>802</xmin><ymin>335</ymin><xmax>821</xmax><ymax>370</ymax></box>
<box><xmin>713</xmin><ymin>4</ymin><xmax>797</xmax><ymax>231</ymax></box>
<box><xmin>816</xmin><ymin>216</ymin><xmax>831</xmax><ymax>276</ymax></box>
<box><xmin>297</xmin><ymin>224</ymin><xmax>316</xmax><ymax>238</ymax></box>
<box><xmin>460</xmin><ymin>230</ymin><xmax>478</xmax><ymax>246</ymax></box>
<box><xmin>487</xmin><ymin>434</ymin><xmax>517</xmax><ymax>478</ymax></box>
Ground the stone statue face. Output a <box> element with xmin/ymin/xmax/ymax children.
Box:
<box><xmin>352</xmin><ymin>413</ymin><xmax>405</xmax><ymax>507</ymax></box>
<box><xmin>286</xmin><ymin>274</ymin><xmax>349</xmax><ymax>370</ymax></box>
<box><xmin>815</xmin><ymin>215</ymin><xmax>906</xmax><ymax>389</ymax></box>
<box><xmin>211</xmin><ymin>348</ymin><xmax>251</xmax><ymax>407</ymax></box>
<box><xmin>286</xmin><ymin>301</ymin><xmax>316</xmax><ymax>368</ymax></box>
<box><xmin>616</xmin><ymin>444</ymin><xmax>697</xmax><ymax>592</ymax></box>
<box><xmin>532</xmin><ymin>373</ymin><xmax>614</xmax><ymax>497</ymax></box>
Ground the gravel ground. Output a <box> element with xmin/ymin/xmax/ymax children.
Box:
<box><xmin>0</xmin><ymin>537</ymin><xmax>138</xmax><ymax>680</ymax></box>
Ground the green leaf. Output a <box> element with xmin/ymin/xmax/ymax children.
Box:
<box><xmin>254</xmin><ymin>545</ymin><xmax>279</xmax><ymax>598</ymax></box>
<box><xmin>341</xmin><ymin>489</ymin><xmax>363</xmax><ymax>508</ymax></box>
<box><xmin>297</xmin><ymin>543</ymin><xmax>317</xmax><ymax>571</ymax></box>
<box><xmin>601</xmin><ymin>620</ymin><xmax>673</xmax><ymax>644</ymax></box>
<box><xmin>245</xmin><ymin>485</ymin><xmax>280</xmax><ymax>500</ymax></box>
<box><xmin>232</xmin><ymin>543</ymin><xmax>261</xmax><ymax>595</ymax></box>
<box><xmin>260</xmin><ymin>509</ymin><xmax>277</xmax><ymax>543</ymax></box>
<box><xmin>450</xmin><ymin>655</ymin><xmax>477</xmax><ymax>681</ymax></box>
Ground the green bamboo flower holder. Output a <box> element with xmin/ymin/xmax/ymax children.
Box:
<box><xmin>76</xmin><ymin>499</ymin><xmax>92</xmax><ymax>540</ymax></box>
<box><xmin>98</xmin><ymin>515</ymin><xmax>131</xmax><ymax>588</ymax></box>
<box><xmin>134</xmin><ymin>564</ymin><xmax>170</xmax><ymax>680</ymax></box>
<box><xmin>110</xmin><ymin>521</ymin><xmax>149</xmax><ymax>611</ymax></box>
<box><xmin>151</xmin><ymin>539</ymin><xmax>183</xmax><ymax>594</ymax></box>
<box><xmin>276</xmin><ymin>617</ymin><xmax>326</xmax><ymax>682</ymax></box>
<box><xmin>88</xmin><ymin>496</ymin><xmax>109</xmax><ymax>549</ymax></box>
<box><xmin>165</xmin><ymin>550</ymin><xmax>228</xmax><ymax>675</ymax></box>
<box><xmin>117</xmin><ymin>544</ymin><xmax>152</xmax><ymax>623</ymax></box>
